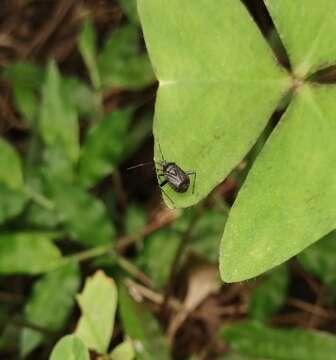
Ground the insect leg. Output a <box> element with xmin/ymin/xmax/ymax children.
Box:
<box><xmin>159</xmin><ymin>179</ymin><xmax>168</xmax><ymax>187</ymax></box>
<box><xmin>186</xmin><ymin>171</ymin><xmax>196</xmax><ymax>194</ymax></box>
<box><xmin>157</xmin><ymin>173</ymin><xmax>174</xmax><ymax>207</ymax></box>
<box><xmin>160</xmin><ymin>187</ymin><xmax>175</xmax><ymax>207</ymax></box>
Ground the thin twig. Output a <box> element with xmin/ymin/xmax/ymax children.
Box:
<box><xmin>287</xmin><ymin>298</ymin><xmax>330</xmax><ymax>318</ymax></box>
<box><xmin>22</xmin><ymin>0</ymin><xmax>76</xmax><ymax>57</ymax></box>
<box><xmin>116</xmin><ymin>256</ymin><xmax>153</xmax><ymax>287</ymax></box>
<box><xmin>125</xmin><ymin>278</ymin><xmax>182</xmax><ymax>311</ymax></box>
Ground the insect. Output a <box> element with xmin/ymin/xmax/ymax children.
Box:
<box><xmin>128</xmin><ymin>141</ymin><xmax>196</xmax><ymax>202</ymax></box>
<box><xmin>157</xmin><ymin>160</ymin><xmax>195</xmax><ymax>193</ymax></box>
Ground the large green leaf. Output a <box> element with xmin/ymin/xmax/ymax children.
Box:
<box><xmin>221</xmin><ymin>321</ymin><xmax>336</xmax><ymax>360</ymax></box>
<box><xmin>265</xmin><ymin>0</ymin><xmax>336</xmax><ymax>77</ymax></box>
<box><xmin>39</xmin><ymin>61</ymin><xmax>79</xmax><ymax>164</ymax></box>
<box><xmin>79</xmin><ymin>109</ymin><xmax>132</xmax><ymax>188</ymax></box>
<box><xmin>51</xmin><ymin>183</ymin><xmax>115</xmax><ymax>247</ymax></box>
<box><xmin>75</xmin><ymin>271</ymin><xmax>118</xmax><ymax>354</ymax></box>
<box><xmin>119</xmin><ymin>284</ymin><xmax>171</xmax><ymax>360</ymax></box>
<box><xmin>138</xmin><ymin>0</ymin><xmax>289</xmax><ymax>208</ymax></box>
<box><xmin>21</xmin><ymin>263</ymin><xmax>80</xmax><ymax>357</ymax></box>
<box><xmin>50</xmin><ymin>335</ymin><xmax>90</xmax><ymax>360</ymax></box>
<box><xmin>0</xmin><ymin>232</ymin><xmax>61</xmax><ymax>274</ymax></box>
<box><xmin>220</xmin><ymin>85</ymin><xmax>336</xmax><ymax>282</ymax></box>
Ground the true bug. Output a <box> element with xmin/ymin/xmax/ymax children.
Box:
<box><xmin>128</xmin><ymin>141</ymin><xmax>196</xmax><ymax>202</ymax></box>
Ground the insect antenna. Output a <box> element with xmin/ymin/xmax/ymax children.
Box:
<box><xmin>156</xmin><ymin>138</ymin><xmax>165</xmax><ymax>162</ymax></box>
<box><xmin>127</xmin><ymin>161</ymin><xmax>154</xmax><ymax>170</ymax></box>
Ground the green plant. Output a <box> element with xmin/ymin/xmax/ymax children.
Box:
<box><xmin>0</xmin><ymin>13</ymin><xmax>156</xmax><ymax>357</ymax></box>
<box><xmin>138</xmin><ymin>0</ymin><xmax>336</xmax><ymax>282</ymax></box>
<box><xmin>50</xmin><ymin>271</ymin><xmax>170</xmax><ymax>360</ymax></box>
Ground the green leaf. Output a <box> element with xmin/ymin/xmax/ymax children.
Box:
<box><xmin>119</xmin><ymin>0</ymin><xmax>140</xmax><ymax>24</ymax></box>
<box><xmin>221</xmin><ymin>321</ymin><xmax>336</xmax><ymax>360</ymax></box>
<box><xmin>79</xmin><ymin>109</ymin><xmax>132</xmax><ymax>188</ymax></box>
<box><xmin>2</xmin><ymin>61</ymin><xmax>43</xmax><ymax>89</ymax></box>
<box><xmin>41</xmin><ymin>145</ymin><xmax>75</xmax><ymax>184</ymax></box>
<box><xmin>298</xmin><ymin>231</ymin><xmax>336</xmax><ymax>285</ymax></box>
<box><xmin>0</xmin><ymin>138</ymin><xmax>23</xmax><ymax>190</ymax></box>
<box><xmin>20</xmin><ymin>263</ymin><xmax>80</xmax><ymax>357</ymax></box>
<box><xmin>249</xmin><ymin>265</ymin><xmax>288</xmax><ymax>321</ymax></box>
<box><xmin>50</xmin><ymin>335</ymin><xmax>90</xmax><ymax>360</ymax></box>
<box><xmin>24</xmin><ymin>201</ymin><xmax>58</xmax><ymax>229</ymax></box>
<box><xmin>265</xmin><ymin>0</ymin><xmax>336</xmax><ymax>77</ymax></box>
<box><xmin>3</xmin><ymin>62</ymin><xmax>44</xmax><ymax>124</ymax></box>
<box><xmin>139</xmin><ymin>230</ymin><xmax>180</xmax><ymax>289</ymax></box>
<box><xmin>119</xmin><ymin>284</ymin><xmax>171</xmax><ymax>360</ymax></box>
<box><xmin>39</xmin><ymin>61</ymin><xmax>79</xmax><ymax>164</ymax></box>
<box><xmin>75</xmin><ymin>271</ymin><xmax>118</xmax><ymax>354</ymax></box>
<box><xmin>187</xmin><ymin>208</ymin><xmax>228</xmax><ymax>263</ymax></box>
<box><xmin>121</xmin><ymin>112</ymin><xmax>153</xmax><ymax>160</ymax></box>
<box><xmin>124</xmin><ymin>204</ymin><xmax>147</xmax><ymax>235</ymax></box>
<box><xmin>98</xmin><ymin>25</ymin><xmax>155</xmax><ymax>90</ymax></box>
<box><xmin>0</xmin><ymin>232</ymin><xmax>61</xmax><ymax>274</ymax></box>
<box><xmin>0</xmin><ymin>184</ymin><xmax>28</xmax><ymax>225</ymax></box>
<box><xmin>62</xmin><ymin>76</ymin><xmax>98</xmax><ymax>116</ymax></box>
<box><xmin>138</xmin><ymin>0</ymin><xmax>289</xmax><ymax>208</ymax></box>
<box><xmin>110</xmin><ymin>337</ymin><xmax>135</xmax><ymax>360</ymax></box>
<box><xmin>220</xmin><ymin>85</ymin><xmax>336</xmax><ymax>282</ymax></box>
<box><xmin>12</xmin><ymin>86</ymin><xmax>38</xmax><ymax>125</ymax></box>
<box><xmin>78</xmin><ymin>18</ymin><xmax>101</xmax><ymax>90</ymax></box>
<box><xmin>51</xmin><ymin>183</ymin><xmax>115</xmax><ymax>247</ymax></box>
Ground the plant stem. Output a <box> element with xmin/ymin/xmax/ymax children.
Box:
<box><xmin>66</xmin><ymin>244</ymin><xmax>112</xmax><ymax>263</ymax></box>
<box><xmin>116</xmin><ymin>255</ymin><xmax>153</xmax><ymax>287</ymax></box>
<box><xmin>24</xmin><ymin>186</ymin><xmax>55</xmax><ymax>210</ymax></box>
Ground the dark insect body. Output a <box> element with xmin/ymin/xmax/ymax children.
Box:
<box><xmin>158</xmin><ymin>161</ymin><xmax>193</xmax><ymax>193</ymax></box>
<box><xmin>155</xmin><ymin>141</ymin><xmax>196</xmax><ymax>205</ymax></box>
<box><xmin>127</xmin><ymin>141</ymin><xmax>196</xmax><ymax>205</ymax></box>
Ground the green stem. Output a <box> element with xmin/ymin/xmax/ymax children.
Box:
<box><xmin>24</xmin><ymin>186</ymin><xmax>55</xmax><ymax>210</ymax></box>
<box><xmin>66</xmin><ymin>244</ymin><xmax>112</xmax><ymax>263</ymax></box>
<box><xmin>116</xmin><ymin>255</ymin><xmax>153</xmax><ymax>287</ymax></box>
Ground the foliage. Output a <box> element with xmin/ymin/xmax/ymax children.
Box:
<box><xmin>138</xmin><ymin>0</ymin><xmax>336</xmax><ymax>282</ymax></box>
<box><xmin>2</xmin><ymin>1</ymin><xmax>336</xmax><ymax>360</ymax></box>
<box><xmin>221</xmin><ymin>321</ymin><xmax>336</xmax><ymax>360</ymax></box>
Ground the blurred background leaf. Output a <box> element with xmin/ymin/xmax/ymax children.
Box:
<box><xmin>248</xmin><ymin>265</ymin><xmax>289</xmax><ymax>321</ymax></box>
<box><xmin>98</xmin><ymin>25</ymin><xmax>155</xmax><ymax>90</ymax></box>
<box><xmin>79</xmin><ymin>109</ymin><xmax>132</xmax><ymax>188</ymax></box>
<box><xmin>78</xmin><ymin>17</ymin><xmax>101</xmax><ymax>90</ymax></box>
<box><xmin>20</xmin><ymin>263</ymin><xmax>80</xmax><ymax>357</ymax></box>
<box><xmin>221</xmin><ymin>321</ymin><xmax>336</xmax><ymax>360</ymax></box>
<box><xmin>50</xmin><ymin>335</ymin><xmax>89</xmax><ymax>360</ymax></box>
<box><xmin>75</xmin><ymin>271</ymin><xmax>118</xmax><ymax>354</ymax></box>
<box><xmin>0</xmin><ymin>233</ymin><xmax>61</xmax><ymax>275</ymax></box>
<box><xmin>119</xmin><ymin>283</ymin><xmax>171</xmax><ymax>360</ymax></box>
<box><xmin>50</xmin><ymin>183</ymin><xmax>115</xmax><ymax>247</ymax></box>
<box><xmin>39</xmin><ymin>61</ymin><xmax>79</xmax><ymax>165</ymax></box>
